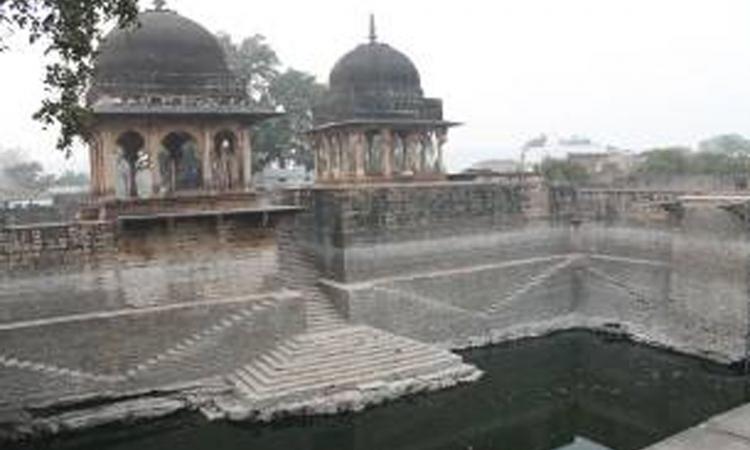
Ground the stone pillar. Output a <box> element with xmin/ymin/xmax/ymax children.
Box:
<box><xmin>88</xmin><ymin>132</ymin><xmax>102</xmax><ymax>197</ymax></box>
<box><xmin>101</xmin><ymin>130</ymin><xmax>117</xmax><ymax>197</ymax></box>
<box><xmin>354</xmin><ymin>130</ymin><xmax>365</xmax><ymax>179</ymax></box>
<box><xmin>338</xmin><ymin>132</ymin><xmax>350</xmax><ymax>179</ymax></box>
<box><xmin>381</xmin><ymin>128</ymin><xmax>393</xmax><ymax>178</ymax></box>
<box><xmin>202</xmin><ymin>127</ymin><xmax>212</xmax><ymax>191</ymax></box>
<box><xmin>405</xmin><ymin>131</ymin><xmax>420</xmax><ymax>175</ymax></box>
<box><xmin>419</xmin><ymin>131</ymin><xmax>429</xmax><ymax>174</ymax></box>
<box><xmin>312</xmin><ymin>133</ymin><xmax>321</xmax><ymax>180</ymax></box>
<box><xmin>319</xmin><ymin>135</ymin><xmax>329</xmax><ymax>182</ymax></box>
<box><xmin>436</xmin><ymin>128</ymin><xmax>447</xmax><ymax>174</ymax></box>
<box><xmin>242</xmin><ymin>127</ymin><xmax>253</xmax><ymax>190</ymax></box>
<box><xmin>147</xmin><ymin>126</ymin><xmax>161</xmax><ymax>195</ymax></box>
<box><xmin>330</xmin><ymin>134</ymin><xmax>340</xmax><ymax>180</ymax></box>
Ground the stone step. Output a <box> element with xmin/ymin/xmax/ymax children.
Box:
<box><xmin>251</xmin><ymin>342</ymin><xmax>437</xmax><ymax>381</ymax></box>
<box><xmin>235</xmin><ymin>338</ymin><xmax>448</xmax><ymax>391</ymax></box>
<box><xmin>276</xmin><ymin>336</ymin><xmax>434</xmax><ymax>367</ymax></box>
<box><xmin>292</xmin><ymin>326</ymin><xmax>377</xmax><ymax>345</ymax></box>
<box><xmin>293</xmin><ymin>328</ymin><xmax>404</xmax><ymax>349</ymax></box>
<box><xmin>242</xmin><ymin>346</ymin><xmax>458</xmax><ymax>392</ymax></box>
<box><xmin>244</xmin><ymin>354</ymin><xmax>465</xmax><ymax>402</ymax></box>
<box><xmin>485</xmin><ymin>259</ymin><xmax>572</xmax><ymax>313</ymax></box>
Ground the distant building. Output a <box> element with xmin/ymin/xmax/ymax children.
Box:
<box><xmin>467</xmin><ymin>159</ymin><xmax>521</xmax><ymax>173</ymax></box>
<box><xmin>567</xmin><ymin>151</ymin><xmax>635</xmax><ymax>179</ymax></box>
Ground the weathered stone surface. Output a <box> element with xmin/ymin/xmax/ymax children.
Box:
<box><xmin>644</xmin><ymin>404</ymin><xmax>750</xmax><ymax>449</ymax></box>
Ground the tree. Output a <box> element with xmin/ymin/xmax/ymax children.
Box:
<box><xmin>55</xmin><ymin>170</ymin><xmax>89</xmax><ymax>187</ymax></box>
<box><xmin>217</xmin><ymin>33</ymin><xmax>280</xmax><ymax>107</ymax></box>
<box><xmin>2</xmin><ymin>161</ymin><xmax>55</xmax><ymax>196</ymax></box>
<box><xmin>698</xmin><ymin>134</ymin><xmax>750</xmax><ymax>157</ymax></box>
<box><xmin>219</xmin><ymin>33</ymin><xmax>325</xmax><ymax>171</ymax></box>
<box><xmin>0</xmin><ymin>0</ymin><xmax>139</xmax><ymax>154</ymax></box>
<box><xmin>636</xmin><ymin>147</ymin><xmax>692</xmax><ymax>175</ymax></box>
<box><xmin>254</xmin><ymin>69</ymin><xmax>325</xmax><ymax>170</ymax></box>
<box><xmin>540</xmin><ymin>158</ymin><xmax>590</xmax><ymax>185</ymax></box>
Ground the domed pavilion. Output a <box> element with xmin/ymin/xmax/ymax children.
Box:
<box><xmin>86</xmin><ymin>2</ymin><xmax>276</xmax><ymax>199</ymax></box>
<box><xmin>311</xmin><ymin>16</ymin><xmax>458</xmax><ymax>183</ymax></box>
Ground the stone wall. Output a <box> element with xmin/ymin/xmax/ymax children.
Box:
<box><xmin>0</xmin><ymin>222</ymin><xmax>115</xmax><ymax>273</ymax></box>
<box><xmin>288</xmin><ymin>182</ymin><xmax>541</xmax><ymax>282</ymax></box>
<box><xmin>306</xmin><ymin>183</ymin><xmax>750</xmax><ymax>362</ymax></box>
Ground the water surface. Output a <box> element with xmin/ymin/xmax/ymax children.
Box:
<box><xmin>19</xmin><ymin>331</ymin><xmax>749</xmax><ymax>450</ymax></box>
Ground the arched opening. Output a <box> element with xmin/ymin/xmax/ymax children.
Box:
<box><xmin>159</xmin><ymin>131</ymin><xmax>202</xmax><ymax>193</ymax></box>
<box><xmin>116</xmin><ymin>130</ymin><xmax>150</xmax><ymax>198</ymax></box>
<box><xmin>212</xmin><ymin>130</ymin><xmax>238</xmax><ymax>190</ymax></box>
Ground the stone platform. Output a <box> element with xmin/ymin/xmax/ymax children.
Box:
<box><xmin>644</xmin><ymin>403</ymin><xmax>750</xmax><ymax>449</ymax></box>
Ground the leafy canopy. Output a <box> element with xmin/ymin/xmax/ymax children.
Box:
<box><xmin>218</xmin><ymin>33</ymin><xmax>325</xmax><ymax>171</ymax></box>
<box><xmin>0</xmin><ymin>0</ymin><xmax>139</xmax><ymax>154</ymax></box>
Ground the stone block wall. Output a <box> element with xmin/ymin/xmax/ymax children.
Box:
<box><xmin>307</xmin><ymin>183</ymin><xmax>750</xmax><ymax>361</ymax></box>
<box><xmin>0</xmin><ymin>222</ymin><xmax>115</xmax><ymax>273</ymax></box>
<box><xmin>289</xmin><ymin>182</ymin><xmax>544</xmax><ymax>282</ymax></box>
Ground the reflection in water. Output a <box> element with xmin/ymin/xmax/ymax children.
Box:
<box><xmin>24</xmin><ymin>331</ymin><xmax>749</xmax><ymax>450</ymax></box>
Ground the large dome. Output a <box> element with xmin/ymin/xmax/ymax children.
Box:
<box><xmin>329</xmin><ymin>42</ymin><xmax>422</xmax><ymax>96</ymax></box>
<box><xmin>91</xmin><ymin>9</ymin><xmax>232</xmax><ymax>97</ymax></box>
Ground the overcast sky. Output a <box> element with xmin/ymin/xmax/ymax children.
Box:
<box><xmin>1</xmin><ymin>0</ymin><xmax>750</xmax><ymax>174</ymax></box>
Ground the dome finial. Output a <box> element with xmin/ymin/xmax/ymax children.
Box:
<box><xmin>369</xmin><ymin>14</ymin><xmax>377</xmax><ymax>43</ymax></box>
<box><xmin>153</xmin><ymin>0</ymin><xmax>166</xmax><ymax>11</ymax></box>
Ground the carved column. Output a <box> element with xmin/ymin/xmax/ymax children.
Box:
<box><xmin>331</xmin><ymin>134</ymin><xmax>341</xmax><ymax>180</ymax></box>
<box><xmin>419</xmin><ymin>131</ymin><xmax>429</xmax><ymax>174</ymax></box>
<box><xmin>88</xmin><ymin>132</ymin><xmax>102</xmax><ymax>196</ymax></box>
<box><xmin>354</xmin><ymin>130</ymin><xmax>365</xmax><ymax>179</ymax></box>
<box><xmin>312</xmin><ymin>133</ymin><xmax>320</xmax><ymax>180</ymax></box>
<box><xmin>381</xmin><ymin>128</ymin><xmax>393</xmax><ymax>178</ymax></box>
<box><xmin>320</xmin><ymin>134</ymin><xmax>331</xmax><ymax>182</ymax></box>
<box><xmin>201</xmin><ymin>126</ymin><xmax>212</xmax><ymax>190</ymax></box>
<box><xmin>405</xmin><ymin>131</ymin><xmax>420</xmax><ymax>175</ymax></box>
<box><xmin>243</xmin><ymin>127</ymin><xmax>253</xmax><ymax>189</ymax></box>
<box><xmin>147</xmin><ymin>125</ymin><xmax>161</xmax><ymax>195</ymax></box>
<box><xmin>436</xmin><ymin>128</ymin><xmax>447</xmax><ymax>173</ymax></box>
<box><xmin>101</xmin><ymin>130</ymin><xmax>117</xmax><ymax>197</ymax></box>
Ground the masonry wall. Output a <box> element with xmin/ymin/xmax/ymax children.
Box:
<box><xmin>305</xmin><ymin>183</ymin><xmax>750</xmax><ymax>361</ymax></box>
<box><xmin>0</xmin><ymin>222</ymin><xmax>116</xmax><ymax>273</ymax></box>
<box><xmin>0</xmin><ymin>212</ymin><xmax>309</xmax><ymax>354</ymax></box>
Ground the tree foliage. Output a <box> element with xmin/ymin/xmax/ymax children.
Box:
<box><xmin>54</xmin><ymin>170</ymin><xmax>89</xmax><ymax>187</ymax></box>
<box><xmin>218</xmin><ymin>33</ymin><xmax>325</xmax><ymax>171</ymax></box>
<box><xmin>637</xmin><ymin>136</ymin><xmax>750</xmax><ymax>176</ymax></box>
<box><xmin>2</xmin><ymin>161</ymin><xmax>55</xmax><ymax>195</ymax></box>
<box><xmin>636</xmin><ymin>147</ymin><xmax>692</xmax><ymax>175</ymax></box>
<box><xmin>698</xmin><ymin>134</ymin><xmax>750</xmax><ymax>156</ymax></box>
<box><xmin>540</xmin><ymin>158</ymin><xmax>590</xmax><ymax>185</ymax></box>
<box><xmin>0</xmin><ymin>0</ymin><xmax>139</xmax><ymax>154</ymax></box>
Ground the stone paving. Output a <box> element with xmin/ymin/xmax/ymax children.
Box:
<box><xmin>644</xmin><ymin>404</ymin><xmax>750</xmax><ymax>450</ymax></box>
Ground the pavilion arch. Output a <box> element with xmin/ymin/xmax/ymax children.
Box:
<box><xmin>159</xmin><ymin>131</ymin><xmax>202</xmax><ymax>193</ymax></box>
<box><xmin>212</xmin><ymin>129</ymin><xmax>239</xmax><ymax>190</ymax></box>
<box><xmin>115</xmin><ymin>130</ymin><xmax>150</xmax><ymax>198</ymax></box>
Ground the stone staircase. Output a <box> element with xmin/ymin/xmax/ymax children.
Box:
<box><xmin>305</xmin><ymin>295</ymin><xmax>346</xmax><ymax>332</ymax></box>
<box><xmin>484</xmin><ymin>256</ymin><xmax>577</xmax><ymax>315</ymax></box>
<box><xmin>223</xmin><ymin>324</ymin><xmax>480</xmax><ymax>420</ymax></box>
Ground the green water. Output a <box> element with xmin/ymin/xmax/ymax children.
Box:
<box><xmin>17</xmin><ymin>331</ymin><xmax>749</xmax><ymax>450</ymax></box>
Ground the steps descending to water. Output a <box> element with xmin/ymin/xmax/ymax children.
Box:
<box><xmin>226</xmin><ymin>325</ymin><xmax>480</xmax><ymax>419</ymax></box>
<box><xmin>222</xmin><ymin>296</ymin><xmax>481</xmax><ymax>421</ymax></box>
<box><xmin>305</xmin><ymin>295</ymin><xmax>347</xmax><ymax>332</ymax></box>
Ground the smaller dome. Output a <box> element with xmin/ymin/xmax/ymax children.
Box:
<box><xmin>313</xmin><ymin>16</ymin><xmax>447</xmax><ymax>126</ymax></box>
<box><xmin>329</xmin><ymin>42</ymin><xmax>422</xmax><ymax>96</ymax></box>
